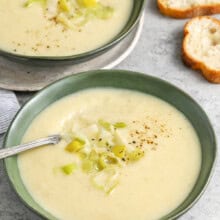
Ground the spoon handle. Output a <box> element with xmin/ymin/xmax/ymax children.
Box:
<box><xmin>0</xmin><ymin>135</ymin><xmax>61</xmax><ymax>160</ymax></box>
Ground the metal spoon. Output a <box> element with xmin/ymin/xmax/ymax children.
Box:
<box><xmin>0</xmin><ymin>135</ymin><xmax>61</xmax><ymax>160</ymax></box>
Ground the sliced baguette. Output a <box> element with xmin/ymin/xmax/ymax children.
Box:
<box><xmin>182</xmin><ymin>16</ymin><xmax>220</xmax><ymax>83</ymax></box>
<box><xmin>158</xmin><ymin>0</ymin><xmax>220</xmax><ymax>18</ymax></box>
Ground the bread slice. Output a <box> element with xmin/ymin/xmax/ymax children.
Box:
<box><xmin>158</xmin><ymin>0</ymin><xmax>220</xmax><ymax>18</ymax></box>
<box><xmin>182</xmin><ymin>16</ymin><xmax>220</xmax><ymax>83</ymax></box>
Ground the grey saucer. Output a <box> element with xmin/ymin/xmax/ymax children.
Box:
<box><xmin>0</xmin><ymin>14</ymin><xmax>144</xmax><ymax>92</ymax></box>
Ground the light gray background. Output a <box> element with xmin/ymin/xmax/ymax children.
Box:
<box><xmin>0</xmin><ymin>0</ymin><xmax>220</xmax><ymax>219</ymax></box>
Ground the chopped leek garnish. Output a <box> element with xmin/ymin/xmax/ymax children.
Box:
<box><xmin>58</xmin><ymin>0</ymin><xmax>71</xmax><ymax>12</ymax></box>
<box><xmin>60</xmin><ymin>118</ymin><xmax>147</xmax><ymax>194</ymax></box>
<box><xmin>77</xmin><ymin>0</ymin><xmax>97</xmax><ymax>8</ymax></box>
<box><xmin>75</xmin><ymin>137</ymin><xmax>86</xmax><ymax>145</ymax></box>
<box><xmin>104</xmin><ymin>154</ymin><xmax>118</xmax><ymax>165</ymax></box>
<box><xmin>78</xmin><ymin>152</ymin><xmax>88</xmax><ymax>159</ymax></box>
<box><xmin>128</xmin><ymin>149</ymin><xmax>145</xmax><ymax>162</ymax></box>
<box><xmin>89</xmin><ymin>150</ymin><xmax>99</xmax><ymax>161</ymax></box>
<box><xmin>98</xmin><ymin>154</ymin><xmax>118</xmax><ymax>170</ymax></box>
<box><xmin>24</xmin><ymin>0</ymin><xmax>46</xmax><ymax>7</ymax></box>
<box><xmin>97</xmin><ymin>156</ymin><xmax>107</xmax><ymax>170</ymax></box>
<box><xmin>61</xmin><ymin>163</ymin><xmax>77</xmax><ymax>175</ymax></box>
<box><xmin>114</xmin><ymin>122</ymin><xmax>127</xmax><ymax>129</ymax></box>
<box><xmin>91</xmin><ymin>4</ymin><xmax>114</xmax><ymax>20</ymax></box>
<box><xmin>65</xmin><ymin>139</ymin><xmax>85</xmax><ymax>152</ymax></box>
<box><xmin>24</xmin><ymin>0</ymin><xmax>114</xmax><ymax>28</ymax></box>
<box><xmin>112</xmin><ymin>145</ymin><xmax>126</xmax><ymax>159</ymax></box>
<box><xmin>98</xmin><ymin>119</ymin><xmax>112</xmax><ymax>131</ymax></box>
<box><xmin>82</xmin><ymin>159</ymin><xmax>94</xmax><ymax>172</ymax></box>
<box><xmin>56</xmin><ymin>13</ymin><xmax>72</xmax><ymax>28</ymax></box>
<box><xmin>91</xmin><ymin>168</ymin><xmax>119</xmax><ymax>194</ymax></box>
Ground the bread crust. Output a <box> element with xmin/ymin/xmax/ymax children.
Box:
<box><xmin>157</xmin><ymin>0</ymin><xmax>220</xmax><ymax>18</ymax></box>
<box><xmin>182</xmin><ymin>16</ymin><xmax>220</xmax><ymax>83</ymax></box>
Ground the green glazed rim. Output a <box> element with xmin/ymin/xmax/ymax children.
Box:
<box><xmin>0</xmin><ymin>0</ymin><xmax>146</xmax><ymax>64</ymax></box>
<box><xmin>4</xmin><ymin>70</ymin><xmax>216</xmax><ymax>219</ymax></box>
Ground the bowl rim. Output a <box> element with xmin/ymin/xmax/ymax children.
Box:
<box><xmin>3</xmin><ymin>69</ymin><xmax>217</xmax><ymax>220</ymax></box>
<box><xmin>0</xmin><ymin>0</ymin><xmax>146</xmax><ymax>62</ymax></box>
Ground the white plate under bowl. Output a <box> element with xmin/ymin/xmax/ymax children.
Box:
<box><xmin>0</xmin><ymin>14</ymin><xmax>144</xmax><ymax>92</ymax></box>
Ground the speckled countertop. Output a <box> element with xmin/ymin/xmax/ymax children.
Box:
<box><xmin>0</xmin><ymin>1</ymin><xmax>220</xmax><ymax>219</ymax></box>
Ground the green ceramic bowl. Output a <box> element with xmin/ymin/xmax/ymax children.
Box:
<box><xmin>0</xmin><ymin>0</ymin><xmax>145</xmax><ymax>65</ymax></box>
<box><xmin>4</xmin><ymin>70</ymin><xmax>216</xmax><ymax>219</ymax></box>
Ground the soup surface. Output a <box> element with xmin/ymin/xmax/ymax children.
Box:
<box><xmin>18</xmin><ymin>88</ymin><xmax>201</xmax><ymax>220</ymax></box>
<box><xmin>0</xmin><ymin>0</ymin><xmax>132</xmax><ymax>56</ymax></box>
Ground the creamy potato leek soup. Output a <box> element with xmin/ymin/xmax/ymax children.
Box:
<box><xmin>0</xmin><ymin>0</ymin><xmax>132</xmax><ymax>56</ymax></box>
<box><xmin>18</xmin><ymin>88</ymin><xmax>201</xmax><ymax>220</ymax></box>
